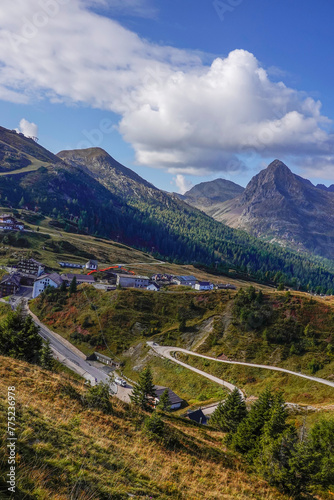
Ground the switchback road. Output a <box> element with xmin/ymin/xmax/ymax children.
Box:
<box><xmin>147</xmin><ymin>342</ymin><xmax>244</xmax><ymax>398</ymax></box>
<box><xmin>150</xmin><ymin>344</ymin><xmax>334</xmax><ymax>390</ymax></box>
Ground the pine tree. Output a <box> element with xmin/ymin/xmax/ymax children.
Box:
<box><xmin>144</xmin><ymin>410</ymin><xmax>165</xmax><ymax>438</ymax></box>
<box><xmin>69</xmin><ymin>275</ymin><xmax>77</xmax><ymax>294</ymax></box>
<box><xmin>157</xmin><ymin>388</ymin><xmax>171</xmax><ymax>411</ymax></box>
<box><xmin>255</xmin><ymin>391</ymin><xmax>295</xmax><ymax>485</ymax></box>
<box><xmin>210</xmin><ymin>388</ymin><xmax>247</xmax><ymax>434</ymax></box>
<box><xmin>0</xmin><ymin>310</ymin><xmax>42</xmax><ymax>363</ymax></box>
<box><xmin>288</xmin><ymin>418</ymin><xmax>334</xmax><ymax>495</ymax></box>
<box><xmin>40</xmin><ymin>339</ymin><xmax>54</xmax><ymax>370</ymax></box>
<box><xmin>130</xmin><ymin>366</ymin><xmax>156</xmax><ymax>411</ymax></box>
<box><xmin>60</xmin><ymin>280</ymin><xmax>67</xmax><ymax>292</ymax></box>
<box><xmin>179</xmin><ymin>317</ymin><xmax>186</xmax><ymax>332</ymax></box>
<box><xmin>231</xmin><ymin>387</ymin><xmax>275</xmax><ymax>458</ymax></box>
<box><xmin>84</xmin><ymin>382</ymin><xmax>113</xmax><ymax>414</ymax></box>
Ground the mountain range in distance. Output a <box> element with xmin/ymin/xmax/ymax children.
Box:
<box><xmin>181</xmin><ymin>160</ymin><xmax>334</xmax><ymax>261</ymax></box>
<box><xmin>1</xmin><ymin>125</ymin><xmax>334</xmax><ymax>291</ymax></box>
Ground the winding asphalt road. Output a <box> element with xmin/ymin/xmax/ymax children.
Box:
<box><xmin>147</xmin><ymin>342</ymin><xmax>244</xmax><ymax>398</ymax></box>
<box><xmin>150</xmin><ymin>344</ymin><xmax>334</xmax><ymax>390</ymax></box>
<box><xmin>25</xmin><ymin>302</ymin><xmax>117</xmax><ymax>393</ymax></box>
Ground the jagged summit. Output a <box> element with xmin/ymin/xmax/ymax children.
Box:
<box><xmin>266</xmin><ymin>159</ymin><xmax>290</xmax><ymax>172</ymax></box>
<box><xmin>204</xmin><ymin>159</ymin><xmax>334</xmax><ymax>260</ymax></box>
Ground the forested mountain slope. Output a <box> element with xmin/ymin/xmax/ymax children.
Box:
<box><xmin>0</xmin><ymin>127</ymin><xmax>334</xmax><ymax>291</ymax></box>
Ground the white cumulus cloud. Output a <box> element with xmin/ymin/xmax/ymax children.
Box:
<box><xmin>173</xmin><ymin>174</ymin><xmax>193</xmax><ymax>194</ymax></box>
<box><xmin>0</xmin><ymin>0</ymin><xmax>333</xmax><ymax>177</ymax></box>
<box><xmin>16</xmin><ymin>118</ymin><xmax>38</xmax><ymax>138</ymax></box>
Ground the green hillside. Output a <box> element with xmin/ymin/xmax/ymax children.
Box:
<box><xmin>31</xmin><ymin>286</ymin><xmax>334</xmax><ymax>406</ymax></box>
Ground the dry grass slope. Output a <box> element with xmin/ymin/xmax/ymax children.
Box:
<box><xmin>0</xmin><ymin>356</ymin><xmax>292</xmax><ymax>499</ymax></box>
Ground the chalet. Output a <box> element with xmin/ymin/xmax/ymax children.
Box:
<box><xmin>151</xmin><ymin>274</ymin><xmax>173</xmax><ymax>285</ymax></box>
<box><xmin>146</xmin><ymin>282</ymin><xmax>160</xmax><ymax>292</ymax></box>
<box><xmin>0</xmin><ymin>213</ymin><xmax>24</xmax><ymax>231</ymax></box>
<box><xmin>61</xmin><ymin>274</ymin><xmax>95</xmax><ymax>285</ymax></box>
<box><xmin>173</xmin><ymin>275</ymin><xmax>197</xmax><ymax>287</ymax></box>
<box><xmin>194</xmin><ymin>281</ymin><xmax>214</xmax><ymax>291</ymax></box>
<box><xmin>17</xmin><ymin>258</ymin><xmax>44</xmax><ymax>277</ymax></box>
<box><xmin>185</xmin><ymin>409</ymin><xmax>207</xmax><ymax>425</ymax></box>
<box><xmin>116</xmin><ymin>274</ymin><xmax>150</xmax><ymax>288</ymax></box>
<box><xmin>0</xmin><ymin>273</ymin><xmax>21</xmax><ymax>297</ymax></box>
<box><xmin>154</xmin><ymin>386</ymin><xmax>183</xmax><ymax>410</ymax></box>
<box><xmin>32</xmin><ymin>273</ymin><xmax>63</xmax><ymax>298</ymax></box>
<box><xmin>85</xmin><ymin>259</ymin><xmax>98</xmax><ymax>271</ymax></box>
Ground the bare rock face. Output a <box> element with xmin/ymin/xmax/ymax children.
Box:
<box><xmin>207</xmin><ymin>160</ymin><xmax>334</xmax><ymax>260</ymax></box>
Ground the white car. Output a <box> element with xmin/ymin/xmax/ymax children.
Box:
<box><xmin>114</xmin><ymin>377</ymin><xmax>126</xmax><ymax>387</ymax></box>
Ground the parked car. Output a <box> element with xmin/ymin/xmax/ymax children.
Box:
<box><xmin>114</xmin><ymin>377</ymin><xmax>126</xmax><ymax>387</ymax></box>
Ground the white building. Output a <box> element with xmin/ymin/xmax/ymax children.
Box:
<box><xmin>173</xmin><ymin>275</ymin><xmax>197</xmax><ymax>287</ymax></box>
<box><xmin>116</xmin><ymin>274</ymin><xmax>150</xmax><ymax>288</ymax></box>
<box><xmin>32</xmin><ymin>273</ymin><xmax>63</xmax><ymax>298</ymax></box>
<box><xmin>146</xmin><ymin>283</ymin><xmax>160</xmax><ymax>292</ymax></box>
<box><xmin>85</xmin><ymin>260</ymin><xmax>98</xmax><ymax>271</ymax></box>
<box><xmin>194</xmin><ymin>281</ymin><xmax>214</xmax><ymax>291</ymax></box>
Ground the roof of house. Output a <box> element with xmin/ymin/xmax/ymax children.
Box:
<box><xmin>36</xmin><ymin>273</ymin><xmax>63</xmax><ymax>286</ymax></box>
<box><xmin>86</xmin><ymin>259</ymin><xmax>98</xmax><ymax>266</ymax></box>
<box><xmin>147</xmin><ymin>282</ymin><xmax>160</xmax><ymax>289</ymax></box>
<box><xmin>174</xmin><ymin>275</ymin><xmax>197</xmax><ymax>282</ymax></box>
<box><xmin>0</xmin><ymin>273</ymin><xmax>21</xmax><ymax>287</ymax></box>
<box><xmin>154</xmin><ymin>386</ymin><xmax>183</xmax><ymax>405</ymax></box>
<box><xmin>196</xmin><ymin>281</ymin><xmax>211</xmax><ymax>286</ymax></box>
<box><xmin>62</xmin><ymin>274</ymin><xmax>95</xmax><ymax>283</ymax></box>
<box><xmin>185</xmin><ymin>409</ymin><xmax>207</xmax><ymax>424</ymax></box>
<box><xmin>94</xmin><ymin>352</ymin><xmax>112</xmax><ymax>361</ymax></box>
<box><xmin>117</xmin><ymin>274</ymin><xmax>149</xmax><ymax>280</ymax></box>
<box><xmin>18</xmin><ymin>258</ymin><xmax>43</xmax><ymax>266</ymax></box>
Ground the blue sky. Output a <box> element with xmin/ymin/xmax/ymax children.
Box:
<box><xmin>1</xmin><ymin>0</ymin><xmax>334</xmax><ymax>192</ymax></box>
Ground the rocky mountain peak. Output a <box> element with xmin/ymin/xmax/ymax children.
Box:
<box><xmin>240</xmin><ymin>159</ymin><xmax>308</xmax><ymax>206</ymax></box>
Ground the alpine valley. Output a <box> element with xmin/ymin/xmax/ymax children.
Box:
<box><xmin>0</xmin><ymin>126</ymin><xmax>334</xmax><ymax>292</ymax></box>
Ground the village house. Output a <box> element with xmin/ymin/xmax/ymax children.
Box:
<box><xmin>32</xmin><ymin>273</ymin><xmax>63</xmax><ymax>298</ymax></box>
<box><xmin>146</xmin><ymin>282</ymin><xmax>160</xmax><ymax>292</ymax></box>
<box><xmin>151</xmin><ymin>274</ymin><xmax>173</xmax><ymax>285</ymax></box>
<box><xmin>85</xmin><ymin>259</ymin><xmax>98</xmax><ymax>271</ymax></box>
<box><xmin>61</xmin><ymin>273</ymin><xmax>95</xmax><ymax>286</ymax></box>
<box><xmin>59</xmin><ymin>261</ymin><xmax>83</xmax><ymax>269</ymax></box>
<box><xmin>185</xmin><ymin>409</ymin><xmax>207</xmax><ymax>425</ymax></box>
<box><xmin>17</xmin><ymin>258</ymin><xmax>44</xmax><ymax>277</ymax></box>
<box><xmin>215</xmin><ymin>283</ymin><xmax>237</xmax><ymax>290</ymax></box>
<box><xmin>194</xmin><ymin>281</ymin><xmax>214</xmax><ymax>291</ymax></box>
<box><xmin>116</xmin><ymin>274</ymin><xmax>150</xmax><ymax>288</ymax></box>
<box><xmin>0</xmin><ymin>213</ymin><xmax>24</xmax><ymax>231</ymax></box>
<box><xmin>154</xmin><ymin>386</ymin><xmax>183</xmax><ymax>410</ymax></box>
<box><xmin>0</xmin><ymin>273</ymin><xmax>21</xmax><ymax>297</ymax></box>
<box><xmin>173</xmin><ymin>275</ymin><xmax>197</xmax><ymax>287</ymax></box>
